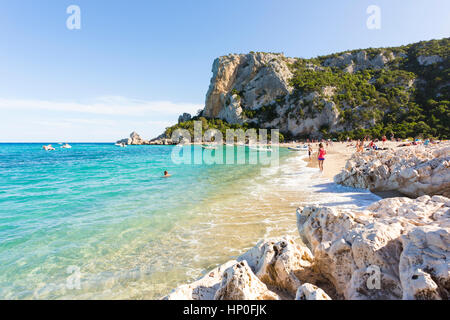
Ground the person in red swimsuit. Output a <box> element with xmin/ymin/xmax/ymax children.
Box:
<box><xmin>318</xmin><ymin>143</ymin><xmax>326</xmax><ymax>172</ymax></box>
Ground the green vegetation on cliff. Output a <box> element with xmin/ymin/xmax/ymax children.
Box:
<box><xmin>284</xmin><ymin>38</ymin><xmax>449</xmax><ymax>139</ymax></box>
<box><xmin>167</xmin><ymin>38</ymin><xmax>448</xmax><ymax>142</ymax></box>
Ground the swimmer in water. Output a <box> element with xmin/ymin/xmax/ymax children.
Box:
<box><xmin>163</xmin><ymin>170</ymin><xmax>171</xmax><ymax>178</ymax></box>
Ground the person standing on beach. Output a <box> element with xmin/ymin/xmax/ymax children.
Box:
<box><xmin>308</xmin><ymin>144</ymin><xmax>312</xmax><ymax>160</ymax></box>
<box><xmin>317</xmin><ymin>143</ymin><xmax>326</xmax><ymax>172</ymax></box>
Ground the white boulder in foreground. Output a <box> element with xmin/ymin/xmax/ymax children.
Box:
<box><xmin>214</xmin><ymin>260</ymin><xmax>280</xmax><ymax>300</ymax></box>
<box><xmin>238</xmin><ymin>236</ymin><xmax>317</xmax><ymax>296</ymax></box>
<box><xmin>164</xmin><ymin>195</ymin><xmax>449</xmax><ymax>300</ymax></box>
<box><xmin>297</xmin><ymin>195</ymin><xmax>449</xmax><ymax>300</ymax></box>
<box><xmin>295</xmin><ymin>283</ymin><xmax>331</xmax><ymax>300</ymax></box>
<box><xmin>163</xmin><ymin>237</ymin><xmax>326</xmax><ymax>300</ymax></box>
<box><xmin>334</xmin><ymin>144</ymin><xmax>450</xmax><ymax>198</ymax></box>
<box><xmin>163</xmin><ymin>260</ymin><xmax>238</xmax><ymax>300</ymax></box>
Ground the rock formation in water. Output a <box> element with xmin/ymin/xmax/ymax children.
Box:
<box><xmin>116</xmin><ymin>131</ymin><xmax>175</xmax><ymax>145</ymax></box>
<box><xmin>164</xmin><ymin>195</ymin><xmax>449</xmax><ymax>300</ymax></box>
<box><xmin>334</xmin><ymin>143</ymin><xmax>450</xmax><ymax>198</ymax></box>
<box><xmin>116</xmin><ymin>132</ymin><xmax>148</xmax><ymax>145</ymax></box>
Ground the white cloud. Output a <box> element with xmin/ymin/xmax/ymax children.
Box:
<box><xmin>0</xmin><ymin>96</ymin><xmax>203</xmax><ymax>116</ymax></box>
<box><xmin>0</xmin><ymin>96</ymin><xmax>203</xmax><ymax>142</ymax></box>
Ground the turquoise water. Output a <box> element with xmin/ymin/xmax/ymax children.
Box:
<box><xmin>0</xmin><ymin>143</ymin><xmax>288</xmax><ymax>299</ymax></box>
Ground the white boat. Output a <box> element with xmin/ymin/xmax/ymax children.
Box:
<box><xmin>43</xmin><ymin>144</ymin><xmax>55</xmax><ymax>151</ymax></box>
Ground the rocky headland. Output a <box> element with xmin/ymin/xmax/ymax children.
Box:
<box><xmin>122</xmin><ymin>38</ymin><xmax>449</xmax><ymax>146</ymax></box>
<box><xmin>116</xmin><ymin>131</ymin><xmax>175</xmax><ymax>145</ymax></box>
<box><xmin>160</xmin><ymin>38</ymin><xmax>448</xmax><ymax>145</ymax></box>
<box><xmin>196</xmin><ymin>38</ymin><xmax>449</xmax><ymax>141</ymax></box>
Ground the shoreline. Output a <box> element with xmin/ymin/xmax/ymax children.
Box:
<box><xmin>162</xmin><ymin>143</ymin><xmax>385</xmax><ymax>299</ymax></box>
<box><xmin>1</xmin><ymin>141</ymin><xmax>447</xmax><ymax>299</ymax></box>
<box><xmin>164</xmin><ymin>141</ymin><xmax>450</xmax><ymax>300</ymax></box>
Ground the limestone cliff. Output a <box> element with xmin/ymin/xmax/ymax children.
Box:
<box><xmin>200</xmin><ymin>38</ymin><xmax>449</xmax><ymax>139</ymax></box>
<box><xmin>204</xmin><ymin>52</ymin><xmax>294</xmax><ymax>123</ymax></box>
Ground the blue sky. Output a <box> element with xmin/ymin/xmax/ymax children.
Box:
<box><xmin>0</xmin><ymin>0</ymin><xmax>449</xmax><ymax>142</ymax></box>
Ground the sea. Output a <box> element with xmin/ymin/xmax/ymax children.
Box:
<box><xmin>0</xmin><ymin>143</ymin><xmax>380</xmax><ymax>299</ymax></box>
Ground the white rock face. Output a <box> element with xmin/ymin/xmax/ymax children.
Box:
<box><xmin>163</xmin><ymin>260</ymin><xmax>238</xmax><ymax>300</ymax></box>
<box><xmin>295</xmin><ymin>283</ymin><xmax>331</xmax><ymax>300</ymax></box>
<box><xmin>399</xmin><ymin>225</ymin><xmax>450</xmax><ymax>300</ymax></box>
<box><xmin>417</xmin><ymin>55</ymin><xmax>443</xmax><ymax>66</ymax></box>
<box><xmin>285</xmin><ymin>100</ymin><xmax>340</xmax><ymax>137</ymax></box>
<box><xmin>238</xmin><ymin>237</ymin><xmax>316</xmax><ymax>296</ymax></box>
<box><xmin>214</xmin><ymin>260</ymin><xmax>280</xmax><ymax>300</ymax></box>
<box><xmin>204</xmin><ymin>52</ymin><xmax>293</xmax><ymax>119</ymax></box>
<box><xmin>334</xmin><ymin>144</ymin><xmax>450</xmax><ymax>198</ymax></box>
<box><xmin>217</xmin><ymin>94</ymin><xmax>244</xmax><ymax>124</ymax></box>
<box><xmin>202</xmin><ymin>52</ymin><xmax>344</xmax><ymax>137</ymax></box>
<box><xmin>296</xmin><ymin>195</ymin><xmax>450</xmax><ymax>300</ymax></box>
<box><xmin>323</xmin><ymin>50</ymin><xmax>395</xmax><ymax>73</ymax></box>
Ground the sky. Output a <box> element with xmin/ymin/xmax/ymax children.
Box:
<box><xmin>0</xmin><ymin>0</ymin><xmax>449</xmax><ymax>142</ymax></box>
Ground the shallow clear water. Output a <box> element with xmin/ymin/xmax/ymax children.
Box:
<box><xmin>0</xmin><ymin>143</ymin><xmax>380</xmax><ymax>299</ymax></box>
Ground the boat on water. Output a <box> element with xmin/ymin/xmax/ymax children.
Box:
<box><xmin>42</xmin><ymin>144</ymin><xmax>55</xmax><ymax>151</ymax></box>
<box><xmin>61</xmin><ymin>143</ymin><xmax>72</xmax><ymax>149</ymax></box>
